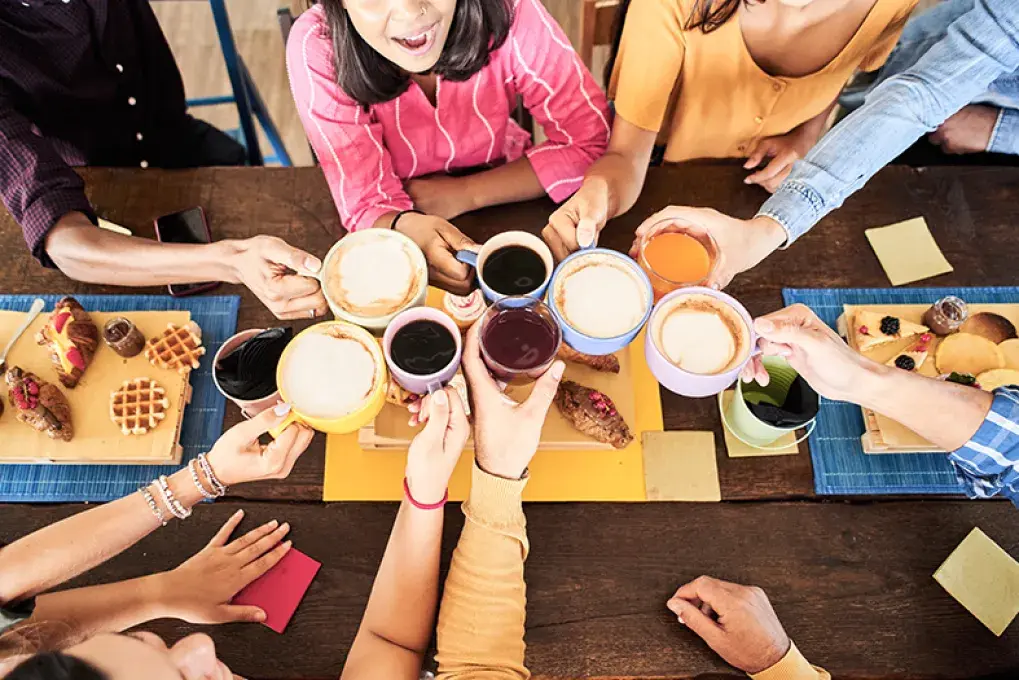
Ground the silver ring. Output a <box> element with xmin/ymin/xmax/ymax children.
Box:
<box><xmin>309</xmin><ymin>309</ymin><xmax>316</xmax><ymax>319</ymax></box>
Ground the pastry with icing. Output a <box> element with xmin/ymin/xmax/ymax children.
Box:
<box><xmin>36</xmin><ymin>297</ymin><xmax>99</xmax><ymax>389</ymax></box>
<box><xmin>5</xmin><ymin>367</ymin><xmax>73</xmax><ymax>441</ymax></box>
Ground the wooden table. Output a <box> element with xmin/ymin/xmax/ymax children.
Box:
<box><xmin>2</xmin><ymin>165</ymin><xmax>1018</xmax><ymax>678</ymax></box>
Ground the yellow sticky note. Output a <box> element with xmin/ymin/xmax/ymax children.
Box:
<box><xmin>719</xmin><ymin>391</ymin><xmax>800</xmax><ymax>457</ymax></box>
<box><xmin>934</xmin><ymin>528</ymin><xmax>1019</xmax><ymax>636</ymax></box>
<box><xmin>642</xmin><ymin>431</ymin><xmax>721</xmax><ymax>502</ymax></box>
<box><xmin>865</xmin><ymin>217</ymin><xmax>953</xmax><ymax>286</ymax></box>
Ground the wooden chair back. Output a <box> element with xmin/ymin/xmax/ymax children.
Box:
<box><xmin>579</xmin><ymin>0</ymin><xmax>622</xmax><ymax>72</ymax></box>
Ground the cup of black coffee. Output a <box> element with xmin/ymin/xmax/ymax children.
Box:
<box><xmin>213</xmin><ymin>327</ymin><xmax>292</xmax><ymax>418</ymax></box>
<box><xmin>478</xmin><ymin>296</ymin><xmax>562</xmax><ymax>383</ymax></box>
<box><xmin>383</xmin><ymin>308</ymin><xmax>463</xmax><ymax>395</ymax></box>
<box><xmin>455</xmin><ymin>231</ymin><xmax>554</xmax><ymax>303</ymax></box>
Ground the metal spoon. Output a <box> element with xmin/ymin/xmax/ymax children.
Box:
<box><xmin>0</xmin><ymin>298</ymin><xmax>46</xmax><ymax>375</ymax></box>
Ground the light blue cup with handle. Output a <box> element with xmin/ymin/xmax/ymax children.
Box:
<box><xmin>455</xmin><ymin>231</ymin><xmax>554</xmax><ymax>305</ymax></box>
<box><xmin>546</xmin><ymin>247</ymin><xmax>653</xmax><ymax>356</ymax></box>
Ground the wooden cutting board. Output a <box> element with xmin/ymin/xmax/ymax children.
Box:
<box><xmin>844</xmin><ymin>303</ymin><xmax>1019</xmax><ymax>454</ymax></box>
<box><xmin>359</xmin><ymin>350</ymin><xmax>637</xmax><ymax>451</ymax></box>
<box><xmin>0</xmin><ymin>310</ymin><xmax>193</xmax><ymax>464</ymax></box>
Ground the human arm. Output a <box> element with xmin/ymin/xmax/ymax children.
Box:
<box><xmin>758</xmin><ymin>0</ymin><xmax>1019</xmax><ymax>243</ymax></box>
<box><xmin>340</xmin><ymin>388</ymin><xmax>469</xmax><ymax>680</ymax></box>
<box><xmin>746</xmin><ymin>305</ymin><xmax>1019</xmax><ymax>504</ymax></box>
<box><xmin>27</xmin><ymin>512</ymin><xmax>293</xmax><ymax>640</ymax></box>
<box><xmin>406</xmin><ymin>159</ymin><xmax>545</xmax><ymax>222</ymax></box>
<box><xmin>0</xmin><ymin>407</ymin><xmax>313</xmax><ymax>607</ymax></box>
<box><xmin>928</xmin><ymin>103</ymin><xmax>1017</xmax><ymax>154</ymax></box>
<box><xmin>667</xmin><ymin>576</ymin><xmax>829</xmax><ymax>680</ymax></box>
<box><xmin>432</xmin><ymin>323</ymin><xmax>565</xmax><ymax>679</ymax></box>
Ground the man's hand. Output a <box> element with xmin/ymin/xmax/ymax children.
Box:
<box><xmin>628</xmin><ymin>207</ymin><xmax>786</xmax><ymax>289</ymax></box>
<box><xmin>155</xmin><ymin>510</ymin><xmax>291</xmax><ymax>625</ymax></box>
<box><xmin>667</xmin><ymin>576</ymin><xmax>790</xmax><ymax>675</ymax></box>
<box><xmin>406</xmin><ymin>175</ymin><xmax>474</xmax><ymax>221</ymax></box>
<box><xmin>742</xmin><ymin>304</ymin><xmax>881</xmax><ymax>403</ymax></box>
<box><xmin>394</xmin><ymin>213</ymin><xmax>477</xmax><ymax>295</ymax></box>
<box><xmin>929</xmin><ymin>105</ymin><xmax>999</xmax><ymax>154</ymax></box>
<box><xmin>543</xmin><ymin>176</ymin><xmax>610</xmax><ymax>262</ymax></box>
<box><xmin>228</xmin><ymin>235</ymin><xmax>327</xmax><ymax>320</ymax></box>
<box><xmin>744</xmin><ymin>122</ymin><xmax>821</xmax><ymax>193</ymax></box>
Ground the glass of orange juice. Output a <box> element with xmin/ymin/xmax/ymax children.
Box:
<box><xmin>637</xmin><ymin>219</ymin><xmax>719</xmax><ymax>301</ymax></box>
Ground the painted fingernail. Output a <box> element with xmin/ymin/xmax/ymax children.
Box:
<box><xmin>551</xmin><ymin>361</ymin><xmax>565</xmax><ymax>380</ymax></box>
<box><xmin>280</xmin><ymin>522</ymin><xmax>290</xmax><ymax>532</ymax></box>
<box><xmin>274</xmin><ymin>403</ymin><xmax>291</xmax><ymax>417</ymax></box>
<box><xmin>234</xmin><ymin>509</ymin><xmax>244</xmax><ymax>518</ymax></box>
<box><xmin>268</xmin><ymin>519</ymin><xmax>279</xmax><ymax>528</ymax></box>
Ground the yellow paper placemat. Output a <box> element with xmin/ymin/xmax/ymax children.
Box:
<box><xmin>642</xmin><ymin>431</ymin><xmax>721</xmax><ymax>502</ymax></box>
<box><xmin>934</xmin><ymin>528</ymin><xmax>1019</xmax><ymax>636</ymax></box>
<box><xmin>718</xmin><ymin>391</ymin><xmax>799</xmax><ymax>457</ymax></box>
<box><xmin>324</xmin><ymin>290</ymin><xmax>664</xmax><ymax>502</ymax></box>
<box><xmin>864</xmin><ymin>217</ymin><xmax>953</xmax><ymax>286</ymax></box>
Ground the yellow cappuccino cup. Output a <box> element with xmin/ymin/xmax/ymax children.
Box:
<box><xmin>270</xmin><ymin>321</ymin><xmax>388</xmax><ymax>437</ymax></box>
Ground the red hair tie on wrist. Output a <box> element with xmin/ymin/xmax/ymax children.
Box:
<box><xmin>403</xmin><ymin>477</ymin><xmax>448</xmax><ymax>510</ymax></box>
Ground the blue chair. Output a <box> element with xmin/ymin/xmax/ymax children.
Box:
<box><xmin>182</xmin><ymin>0</ymin><xmax>293</xmax><ymax>166</ymax></box>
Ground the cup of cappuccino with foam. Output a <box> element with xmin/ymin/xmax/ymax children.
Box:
<box><xmin>644</xmin><ymin>287</ymin><xmax>757</xmax><ymax>398</ymax></box>
<box><xmin>270</xmin><ymin>321</ymin><xmax>388</xmax><ymax>436</ymax></box>
<box><xmin>547</xmin><ymin>248</ymin><xmax>653</xmax><ymax>356</ymax></box>
<box><xmin>320</xmin><ymin>229</ymin><xmax>428</xmax><ymax>333</ymax></box>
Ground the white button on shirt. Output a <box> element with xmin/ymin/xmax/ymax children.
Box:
<box><xmin>127</xmin><ymin>96</ymin><xmax>137</xmax><ymax>106</ymax></box>
<box><xmin>140</xmin><ymin>160</ymin><xmax>149</xmax><ymax>168</ymax></box>
<box><xmin>136</xmin><ymin>132</ymin><xmax>143</xmax><ymax>141</ymax></box>
<box><xmin>115</xmin><ymin>64</ymin><xmax>124</xmax><ymax>73</ymax></box>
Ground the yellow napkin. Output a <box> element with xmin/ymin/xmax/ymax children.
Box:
<box><xmin>864</xmin><ymin>217</ymin><xmax>953</xmax><ymax>286</ymax></box>
<box><xmin>934</xmin><ymin>527</ymin><xmax>1019</xmax><ymax>636</ymax></box>
<box><xmin>642</xmin><ymin>431</ymin><xmax>721</xmax><ymax>502</ymax></box>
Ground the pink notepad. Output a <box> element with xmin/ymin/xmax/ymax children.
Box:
<box><xmin>232</xmin><ymin>548</ymin><xmax>320</xmax><ymax>634</ymax></box>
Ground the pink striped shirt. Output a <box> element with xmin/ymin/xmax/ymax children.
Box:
<box><xmin>286</xmin><ymin>0</ymin><xmax>610</xmax><ymax>232</ymax></box>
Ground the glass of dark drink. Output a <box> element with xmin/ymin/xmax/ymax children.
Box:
<box><xmin>479</xmin><ymin>296</ymin><xmax>562</xmax><ymax>383</ymax></box>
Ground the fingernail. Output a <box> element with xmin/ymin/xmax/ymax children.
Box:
<box><xmin>280</xmin><ymin>522</ymin><xmax>290</xmax><ymax>531</ymax></box>
<box><xmin>234</xmin><ymin>509</ymin><xmax>244</xmax><ymax>518</ymax></box>
<box><xmin>274</xmin><ymin>403</ymin><xmax>291</xmax><ymax>417</ymax></box>
<box><xmin>710</xmin><ymin>282</ymin><xmax>721</xmax><ymax>291</ymax></box>
<box><xmin>305</xmin><ymin>256</ymin><xmax>322</xmax><ymax>273</ymax></box>
<box><xmin>283</xmin><ymin>540</ymin><xmax>293</xmax><ymax>550</ymax></box>
<box><xmin>268</xmin><ymin>519</ymin><xmax>279</xmax><ymax>528</ymax></box>
<box><xmin>756</xmin><ymin>318</ymin><xmax>774</xmax><ymax>333</ymax></box>
<box><xmin>433</xmin><ymin>390</ymin><xmax>447</xmax><ymax>406</ymax></box>
<box><xmin>677</xmin><ymin>614</ymin><xmax>685</xmax><ymax>625</ymax></box>
<box><xmin>255</xmin><ymin>610</ymin><xmax>267</xmax><ymax>622</ymax></box>
<box><xmin>551</xmin><ymin>361</ymin><xmax>565</xmax><ymax>380</ymax></box>
<box><xmin>744</xmin><ymin>178</ymin><xmax>752</xmax><ymax>184</ymax></box>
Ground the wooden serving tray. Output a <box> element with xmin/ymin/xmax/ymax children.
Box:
<box><xmin>843</xmin><ymin>303</ymin><xmax>1019</xmax><ymax>455</ymax></box>
<box><xmin>0</xmin><ymin>310</ymin><xmax>194</xmax><ymax>464</ymax></box>
<box><xmin>359</xmin><ymin>350</ymin><xmax>638</xmax><ymax>451</ymax></box>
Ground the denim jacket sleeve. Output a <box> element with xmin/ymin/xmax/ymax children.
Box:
<box><xmin>989</xmin><ymin>105</ymin><xmax>1019</xmax><ymax>154</ymax></box>
<box><xmin>758</xmin><ymin>0</ymin><xmax>1019</xmax><ymax>244</ymax></box>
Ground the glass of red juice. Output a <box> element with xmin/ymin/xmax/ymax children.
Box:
<box><xmin>479</xmin><ymin>296</ymin><xmax>562</xmax><ymax>383</ymax></box>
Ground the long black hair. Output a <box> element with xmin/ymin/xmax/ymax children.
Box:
<box><xmin>605</xmin><ymin>0</ymin><xmax>759</xmax><ymax>83</ymax></box>
<box><xmin>6</xmin><ymin>653</ymin><xmax>107</xmax><ymax>680</ymax></box>
<box><xmin>320</xmin><ymin>0</ymin><xmax>514</xmax><ymax>107</ymax></box>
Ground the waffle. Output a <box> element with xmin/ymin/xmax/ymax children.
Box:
<box><xmin>110</xmin><ymin>377</ymin><xmax>170</xmax><ymax>436</ymax></box>
<box><xmin>145</xmin><ymin>322</ymin><xmax>206</xmax><ymax>374</ymax></box>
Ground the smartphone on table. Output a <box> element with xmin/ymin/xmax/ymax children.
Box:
<box><xmin>154</xmin><ymin>207</ymin><xmax>220</xmax><ymax>297</ymax></box>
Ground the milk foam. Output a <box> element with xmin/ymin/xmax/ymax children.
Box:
<box><xmin>654</xmin><ymin>294</ymin><xmax>749</xmax><ymax>375</ymax></box>
<box><xmin>282</xmin><ymin>333</ymin><xmax>377</xmax><ymax>418</ymax></box>
<box><xmin>329</xmin><ymin>237</ymin><xmax>417</xmax><ymax>316</ymax></box>
<box><xmin>556</xmin><ymin>256</ymin><xmax>648</xmax><ymax>338</ymax></box>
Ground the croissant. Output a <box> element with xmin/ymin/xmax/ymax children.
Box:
<box><xmin>554</xmin><ymin>380</ymin><xmax>633</xmax><ymax>449</ymax></box>
<box><xmin>5</xmin><ymin>367</ymin><xmax>74</xmax><ymax>441</ymax></box>
<box><xmin>36</xmin><ymin>297</ymin><xmax>99</xmax><ymax>389</ymax></box>
<box><xmin>556</xmin><ymin>344</ymin><xmax>621</xmax><ymax>374</ymax></box>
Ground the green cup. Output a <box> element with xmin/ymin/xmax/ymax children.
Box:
<box><xmin>720</xmin><ymin>356</ymin><xmax>815</xmax><ymax>449</ymax></box>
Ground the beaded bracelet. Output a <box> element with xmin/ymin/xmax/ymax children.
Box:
<box><xmin>188</xmin><ymin>458</ymin><xmax>218</xmax><ymax>500</ymax></box>
<box><xmin>403</xmin><ymin>477</ymin><xmax>448</xmax><ymax>511</ymax></box>
<box><xmin>197</xmin><ymin>453</ymin><xmax>227</xmax><ymax>497</ymax></box>
<box><xmin>155</xmin><ymin>475</ymin><xmax>192</xmax><ymax>520</ymax></box>
<box><xmin>140</xmin><ymin>485</ymin><xmax>168</xmax><ymax>526</ymax></box>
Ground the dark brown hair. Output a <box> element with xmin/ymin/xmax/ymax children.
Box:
<box><xmin>5</xmin><ymin>653</ymin><xmax>106</xmax><ymax>680</ymax></box>
<box><xmin>320</xmin><ymin>0</ymin><xmax>514</xmax><ymax>107</ymax></box>
<box><xmin>605</xmin><ymin>0</ymin><xmax>759</xmax><ymax>83</ymax></box>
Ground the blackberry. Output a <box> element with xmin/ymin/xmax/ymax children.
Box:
<box><xmin>894</xmin><ymin>355</ymin><xmax>915</xmax><ymax>371</ymax></box>
<box><xmin>880</xmin><ymin>316</ymin><xmax>900</xmax><ymax>336</ymax></box>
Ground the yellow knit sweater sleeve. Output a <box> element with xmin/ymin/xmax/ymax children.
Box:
<box><xmin>749</xmin><ymin>643</ymin><xmax>830</xmax><ymax>680</ymax></box>
<box><xmin>435</xmin><ymin>465</ymin><xmax>530</xmax><ymax>680</ymax></box>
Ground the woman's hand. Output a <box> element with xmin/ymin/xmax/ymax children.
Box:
<box><xmin>462</xmin><ymin>321</ymin><xmax>565</xmax><ymax>479</ymax></box>
<box><xmin>406</xmin><ymin>175</ymin><xmax>475</xmax><ymax>221</ymax></box>
<box><xmin>205</xmin><ymin>405</ymin><xmax>315</xmax><ymax>487</ymax></box>
<box><xmin>404</xmin><ymin>387</ymin><xmax>470</xmax><ymax>505</ymax></box>
<box><xmin>155</xmin><ymin>510</ymin><xmax>292</xmax><ymax>624</ymax></box>
<box><xmin>743</xmin><ymin>122</ymin><xmax>822</xmax><ymax>193</ymax></box>
<box><xmin>542</xmin><ymin>176</ymin><xmax>610</xmax><ymax>262</ymax></box>
<box><xmin>394</xmin><ymin>213</ymin><xmax>478</xmax><ymax>295</ymax></box>
<box><xmin>628</xmin><ymin>206</ymin><xmax>787</xmax><ymax>290</ymax></box>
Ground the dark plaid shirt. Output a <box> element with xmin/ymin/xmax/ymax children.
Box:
<box><xmin>0</xmin><ymin>0</ymin><xmax>188</xmax><ymax>266</ymax></box>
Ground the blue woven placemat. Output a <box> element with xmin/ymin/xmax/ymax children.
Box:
<box><xmin>783</xmin><ymin>286</ymin><xmax>1019</xmax><ymax>497</ymax></box>
<box><xmin>0</xmin><ymin>294</ymin><xmax>240</xmax><ymax>503</ymax></box>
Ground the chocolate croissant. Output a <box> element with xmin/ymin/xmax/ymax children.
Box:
<box><xmin>553</xmin><ymin>380</ymin><xmax>633</xmax><ymax>449</ymax></box>
<box><xmin>6</xmin><ymin>367</ymin><xmax>74</xmax><ymax>441</ymax></box>
<box><xmin>36</xmin><ymin>297</ymin><xmax>99</xmax><ymax>389</ymax></box>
